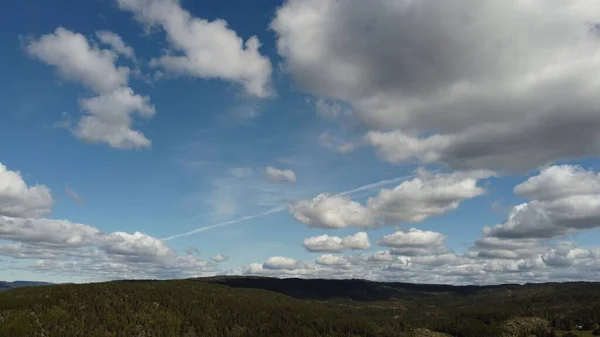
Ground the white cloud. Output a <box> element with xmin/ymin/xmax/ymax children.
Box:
<box><xmin>0</xmin><ymin>215</ymin><xmax>218</xmax><ymax>280</ymax></box>
<box><xmin>377</xmin><ymin>228</ymin><xmax>445</xmax><ymax>247</ymax></box>
<box><xmin>0</xmin><ymin>163</ymin><xmax>53</xmax><ymax>218</ymax></box>
<box><xmin>265</xmin><ymin>166</ymin><xmax>296</xmax><ymax>184</ymax></box>
<box><xmin>96</xmin><ymin>30</ymin><xmax>136</xmax><ymax>60</ymax></box>
<box><xmin>27</xmin><ymin>27</ymin><xmax>128</xmax><ymax>94</ymax></box>
<box><xmin>364</xmin><ymin>131</ymin><xmax>454</xmax><ymax>166</ymax></box>
<box><xmin>472</xmin><ymin>236</ymin><xmax>544</xmax><ymax>260</ymax></box>
<box><xmin>0</xmin><ymin>216</ymin><xmax>101</xmax><ymax>247</ymax></box>
<box><xmin>291</xmin><ymin>169</ymin><xmax>491</xmax><ymax>229</ymax></box>
<box><xmin>485</xmin><ymin>166</ymin><xmax>600</xmax><ymax>239</ymax></box>
<box><xmin>385</xmin><ymin>258</ymin><xmax>412</xmax><ymax>271</ymax></box>
<box><xmin>303</xmin><ymin>232</ymin><xmax>370</xmax><ymax>252</ymax></box>
<box><xmin>340</xmin><ymin>232</ymin><xmax>371</xmax><ymax>251</ymax></box>
<box><xmin>541</xmin><ymin>243</ymin><xmax>584</xmax><ymax>267</ymax></box>
<box><xmin>377</xmin><ymin>228</ymin><xmax>449</xmax><ymax>256</ymax></box>
<box><xmin>116</xmin><ymin>0</ymin><xmax>272</xmax><ymax>97</ymax></box>
<box><xmin>103</xmin><ymin>231</ymin><xmax>173</xmax><ymax>259</ymax></box>
<box><xmin>263</xmin><ymin>256</ymin><xmax>308</xmax><ymax>270</ymax></box>
<box><xmin>291</xmin><ymin>194</ymin><xmax>378</xmax><ymax>229</ymax></box>
<box><xmin>367</xmin><ymin>169</ymin><xmax>493</xmax><ymax>223</ymax></box>
<box><xmin>211</xmin><ymin>254</ymin><xmax>229</xmax><ymax>263</ymax></box>
<box><xmin>514</xmin><ymin>165</ymin><xmax>600</xmax><ymax>201</ymax></box>
<box><xmin>75</xmin><ymin>87</ymin><xmax>155</xmax><ymax>149</ymax></box>
<box><xmin>272</xmin><ymin>0</ymin><xmax>600</xmax><ymax>172</ymax></box>
<box><xmin>29</xmin><ymin>253</ymin><xmax>216</xmax><ymax>281</ymax></box>
<box><xmin>27</xmin><ymin>27</ymin><xmax>155</xmax><ymax>149</ymax></box>
<box><xmin>316</xmin><ymin>254</ymin><xmax>350</xmax><ymax>266</ymax></box>
<box><xmin>411</xmin><ymin>253</ymin><xmax>463</xmax><ymax>267</ymax></box>
<box><xmin>367</xmin><ymin>251</ymin><xmax>396</xmax><ymax>262</ymax></box>
<box><xmin>468</xmin><ymin>165</ymin><xmax>600</xmax><ymax>267</ymax></box>
<box><xmin>240</xmin><ymin>238</ymin><xmax>600</xmax><ymax>284</ymax></box>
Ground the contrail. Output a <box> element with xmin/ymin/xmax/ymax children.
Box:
<box><xmin>162</xmin><ymin>206</ymin><xmax>286</xmax><ymax>241</ymax></box>
<box><xmin>336</xmin><ymin>174</ymin><xmax>414</xmax><ymax>196</ymax></box>
<box><xmin>162</xmin><ymin>174</ymin><xmax>414</xmax><ymax>241</ymax></box>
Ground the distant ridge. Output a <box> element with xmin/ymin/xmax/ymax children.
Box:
<box><xmin>193</xmin><ymin>275</ymin><xmax>592</xmax><ymax>302</ymax></box>
<box><xmin>0</xmin><ymin>280</ymin><xmax>54</xmax><ymax>291</ymax></box>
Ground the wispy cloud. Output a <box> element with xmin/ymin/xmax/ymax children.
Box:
<box><xmin>65</xmin><ymin>185</ymin><xmax>85</xmax><ymax>205</ymax></box>
<box><xmin>162</xmin><ymin>174</ymin><xmax>414</xmax><ymax>241</ymax></box>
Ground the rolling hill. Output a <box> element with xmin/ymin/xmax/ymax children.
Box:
<box><xmin>0</xmin><ymin>277</ymin><xmax>598</xmax><ymax>337</ymax></box>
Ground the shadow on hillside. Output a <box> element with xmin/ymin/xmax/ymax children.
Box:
<box><xmin>196</xmin><ymin>276</ymin><xmax>513</xmax><ymax>301</ymax></box>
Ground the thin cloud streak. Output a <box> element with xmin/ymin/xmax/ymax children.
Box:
<box><xmin>162</xmin><ymin>207</ymin><xmax>284</xmax><ymax>241</ymax></box>
<box><xmin>162</xmin><ymin>174</ymin><xmax>414</xmax><ymax>241</ymax></box>
<box><xmin>336</xmin><ymin>174</ymin><xmax>414</xmax><ymax>196</ymax></box>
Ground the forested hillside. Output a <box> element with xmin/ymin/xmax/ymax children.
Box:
<box><xmin>0</xmin><ymin>277</ymin><xmax>599</xmax><ymax>337</ymax></box>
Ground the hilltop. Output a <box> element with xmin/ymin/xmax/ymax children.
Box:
<box><xmin>0</xmin><ymin>280</ymin><xmax>54</xmax><ymax>291</ymax></box>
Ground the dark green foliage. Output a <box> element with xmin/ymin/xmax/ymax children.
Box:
<box><xmin>1</xmin><ymin>278</ymin><xmax>600</xmax><ymax>337</ymax></box>
<box><xmin>0</xmin><ymin>280</ymin><xmax>406</xmax><ymax>337</ymax></box>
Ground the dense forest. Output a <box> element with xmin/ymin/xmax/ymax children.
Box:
<box><xmin>0</xmin><ymin>277</ymin><xmax>599</xmax><ymax>337</ymax></box>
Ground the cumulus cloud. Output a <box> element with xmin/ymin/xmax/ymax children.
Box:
<box><xmin>514</xmin><ymin>165</ymin><xmax>600</xmax><ymax>201</ymax></box>
<box><xmin>0</xmin><ymin>215</ymin><xmax>217</xmax><ymax>280</ymax></box>
<box><xmin>75</xmin><ymin>87</ymin><xmax>155</xmax><ymax>149</ymax></box>
<box><xmin>541</xmin><ymin>243</ymin><xmax>586</xmax><ymax>267</ymax></box>
<box><xmin>26</xmin><ymin>27</ymin><xmax>128</xmax><ymax>93</ymax></box>
<box><xmin>377</xmin><ymin>228</ymin><xmax>449</xmax><ymax>256</ymax></box>
<box><xmin>378</xmin><ymin>228</ymin><xmax>445</xmax><ymax>247</ymax></box>
<box><xmin>316</xmin><ymin>254</ymin><xmax>350</xmax><ymax>266</ymax></box>
<box><xmin>485</xmin><ymin>165</ymin><xmax>600</xmax><ymax>240</ymax></box>
<box><xmin>468</xmin><ymin>165</ymin><xmax>600</xmax><ymax>266</ymax></box>
<box><xmin>472</xmin><ymin>236</ymin><xmax>544</xmax><ymax>260</ymax></box>
<box><xmin>367</xmin><ymin>169</ymin><xmax>493</xmax><ymax>223</ymax></box>
<box><xmin>291</xmin><ymin>194</ymin><xmax>378</xmax><ymax>229</ymax></box>
<box><xmin>26</xmin><ymin>27</ymin><xmax>154</xmax><ymax>149</ymax></box>
<box><xmin>303</xmin><ymin>232</ymin><xmax>370</xmax><ymax>252</ymax></box>
<box><xmin>211</xmin><ymin>254</ymin><xmax>229</xmax><ymax>263</ymax></box>
<box><xmin>116</xmin><ymin>0</ymin><xmax>272</xmax><ymax>97</ymax></box>
<box><xmin>265</xmin><ymin>166</ymin><xmax>296</xmax><ymax>184</ymax></box>
<box><xmin>0</xmin><ymin>216</ymin><xmax>102</xmax><ymax>246</ymax></box>
<box><xmin>103</xmin><ymin>231</ymin><xmax>174</xmax><ymax>259</ymax></box>
<box><xmin>367</xmin><ymin>251</ymin><xmax>396</xmax><ymax>262</ymax></box>
<box><xmin>96</xmin><ymin>30</ymin><xmax>136</xmax><ymax>60</ymax></box>
<box><xmin>272</xmin><ymin>0</ymin><xmax>600</xmax><ymax>172</ymax></box>
<box><xmin>291</xmin><ymin>169</ymin><xmax>491</xmax><ymax>228</ymax></box>
<box><xmin>0</xmin><ymin>163</ymin><xmax>53</xmax><ymax>218</ymax></box>
<box><xmin>242</xmin><ymin>241</ymin><xmax>600</xmax><ymax>285</ymax></box>
<box><xmin>263</xmin><ymin>256</ymin><xmax>308</xmax><ymax>270</ymax></box>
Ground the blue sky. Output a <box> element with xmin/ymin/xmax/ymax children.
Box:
<box><xmin>1</xmin><ymin>0</ymin><xmax>600</xmax><ymax>284</ymax></box>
